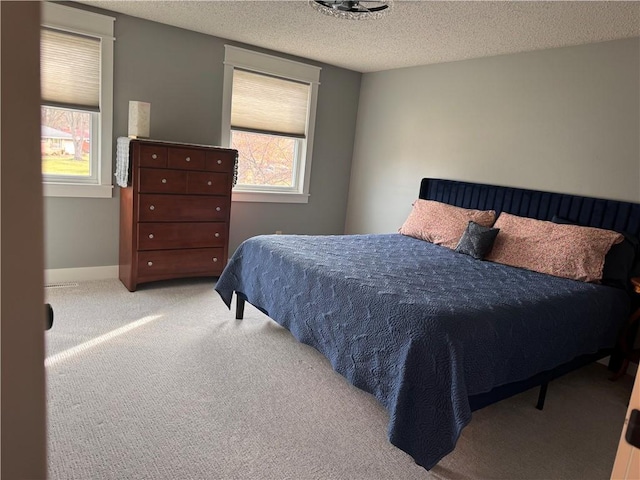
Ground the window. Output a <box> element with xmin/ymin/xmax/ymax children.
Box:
<box><xmin>222</xmin><ymin>46</ymin><xmax>321</xmax><ymax>203</ymax></box>
<box><xmin>41</xmin><ymin>3</ymin><xmax>114</xmax><ymax>198</ymax></box>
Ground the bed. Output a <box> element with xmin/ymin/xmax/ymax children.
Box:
<box><xmin>215</xmin><ymin>178</ymin><xmax>640</xmax><ymax>470</ymax></box>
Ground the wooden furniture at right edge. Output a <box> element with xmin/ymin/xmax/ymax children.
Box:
<box><xmin>119</xmin><ymin>139</ymin><xmax>237</xmax><ymax>292</ymax></box>
<box><xmin>611</xmin><ymin>277</ymin><xmax>640</xmax><ymax>380</ymax></box>
<box><xmin>611</xmin><ymin>369</ymin><xmax>640</xmax><ymax>479</ymax></box>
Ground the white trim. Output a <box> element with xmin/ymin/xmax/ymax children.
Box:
<box><xmin>232</xmin><ymin>191</ymin><xmax>310</xmax><ymax>204</ymax></box>
<box><xmin>222</xmin><ymin>45</ymin><xmax>321</xmax><ymax>201</ymax></box>
<box><xmin>42</xmin><ymin>109</ymin><xmax>100</xmax><ymax>185</ymax></box>
<box><xmin>99</xmin><ymin>29</ymin><xmax>114</xmax><ymax>191</ymax></box>
<box><xmin>43</xmin><ymin>183</ymin><xmax>113</xmax><ymax>198</ymax></box>
<box><xmin>301</xmin><ymin>75</ymin><xmax>319</xmax><ymax>198</ymax></box>
<box><xmin>45</xmin><ymin>265</ymin><xmax>118</xmax><ymax>284</ymax></box>
<box><xmin>221</xmin><ymin>62</ymin><xmax>234</xmax><ymax>148</ymax></box>
<box><xmin>41</xmin><ymin>2</ymin><xmax>115</xmax><ymax>38</ymax></box>
<box><xmin>224</xmin><ymin>45</ymin><xmax>321</xmax><ymax>84</ymax></box>
<box><xmin>41</xmin><ymin>3</ymin><xmax>114</xmax><ymax>199</ymax></box>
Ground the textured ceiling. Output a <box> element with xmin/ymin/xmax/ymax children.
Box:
<box><xmin>81</xmin><ymin>1</ymin><xmax>640</xmax><ymax>73</ymax></box>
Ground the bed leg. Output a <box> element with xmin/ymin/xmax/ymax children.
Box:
<box><xmin>536</xmin><ymin>382</ymin><xmax>548</xmax><ymax>410</ymax></box>
<box><xmin>235</xmin><ymin>295</ymin><xmax>245</xmax><ymax>320</ymax></box>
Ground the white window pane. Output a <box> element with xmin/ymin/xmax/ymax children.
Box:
<box><xmin>41</xmin><ymin>106</ymin><xmax>92</xmax><ymax>177</ymax></box>
<box><xmin>232</xmin><ymin>130</ymin><xmax>297</xmax><ymax>188</ymax></box>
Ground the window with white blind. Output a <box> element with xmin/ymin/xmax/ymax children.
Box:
<box><xmin>222</xmin><ymin>46</ymin><xmax>321</xmax><ymax>203</ymax></box>
<box><xmin>41</xmin><ymin>3</ymin><xmax>114</xmax><ymax>198</ymax></box>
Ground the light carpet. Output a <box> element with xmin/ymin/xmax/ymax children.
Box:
<box><xmin>45</xmin><ymin>278</ymin><xmax>634</xmax><ymax>480</ymax></box>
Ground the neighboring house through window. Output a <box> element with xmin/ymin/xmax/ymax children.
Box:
<box><xmin>221</xmin><ymin>45</ymin><xmax>321</xmax><ymax>203</ymax></box>
<box><xmin>41</xmin><ymin>3</ymin><xmax>114</xmax><ymax>198</ymax></box>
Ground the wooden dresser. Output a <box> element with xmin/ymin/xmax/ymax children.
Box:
<box><xmin>119</xmin><ymin>139</ymin><xmax>237</xmax><ymax>292</ymax></box>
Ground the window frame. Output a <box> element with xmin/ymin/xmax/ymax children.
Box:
<box><xmin>222</xmin><ymin>45</ymin><xmax>321</xmax><ymax>204</ymax></box>
<box><xmin>231</xmin><ymin>130</ymin><xmax>302</xmax><ymax>193</ymax></box>
<box><xmin>41</xmin><ymin>3</ymin><xmax>115</xmax><ymax>198</ymax></box>
<box><xmin>41</xmin><ymin>106</ymin><xmax>98</xmax><ymax>184</ymax></box>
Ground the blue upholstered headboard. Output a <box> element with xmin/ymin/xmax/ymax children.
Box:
<box><xmin>419</xmin><ymin>178</ymin><xmax>640</xmax><ymax>237</ymax></box>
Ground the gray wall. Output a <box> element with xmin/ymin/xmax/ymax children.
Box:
<box><xmin>345</xmin><ymin>38</ymin><xmax>640</xmax><ymax>234</ymax></box>
<box><xmin>45</xmin><ymin>8</ymin><xmax>361</xmax><ymax>269</ymax></box>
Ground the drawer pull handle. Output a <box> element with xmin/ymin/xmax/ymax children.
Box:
<box><xmin>217</xmin><ymin>159</ymin><xmax>222</xmax><ymax>165</ymax></box>
<box><xmin>212</xmin><ymin>257</ymin><xmax>218</xmax><ymax>262</ymax></box>
<box><xmin>215</xmin><ymin>233</ymin><xmax>220</xmax><ymax>238</ymax></box>
<box><xmin>147</xmin><ymin>261</ymin><xmax>153</xmax><ymax>267</ymax></box>
<box><xmin>185</xmin><ymin>157</ymin><xmax>191</xmax><ymax>162</ymax></box>
<box><xmin>161</xmin><ymin>178</ymin><xmax>167</xmax><ymax>184</ymax></box>
<box><xmin>149</xmin><ymin>205</ymin><xmax>155</xmax><ymax>211</ymax></box>
<box><xmin>207</xmin><ymin>181</ymin><xmax>212</xmax><ymax>186</ymax></box>
<box><xmin>216</xmin><ymin>206</ymin><xmax>221</xmax><ymax>212</ymax></box>
<box><xmin>148</xmin><ymin>234</ymin><xmax>154</xmax><ymax>239</ymax></box>
<box><xmin>152</xmin><ymin>154</ymin><xmax>157</xmax><ymax>159</ymax></box>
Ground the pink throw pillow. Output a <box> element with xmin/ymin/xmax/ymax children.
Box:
<box><xmin>485</xmin><ymin>212</ymin><xmax>624</xmax><ymax>283</ymax></box>
<box><xmin>399</xmin><ymin>200</ymin><xmax>496</xmax><ymax>249</ymax></box>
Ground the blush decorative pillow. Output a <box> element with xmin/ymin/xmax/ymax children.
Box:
<box><xmin>551</xmin><ymin>215</ymin><xmax>639</xmax><ymax>290</ymax></box>
<box><xmin>485</xmin><ymin>212</ymin><xmax>624</xmax><ymax>283</ymax></box>
<box><xmin>399</xmin><ymin>199</ymin><xmax>496</xmax><ymax>249</ymax></box>
<box><xmin>455</xmin><ymin>221</ymin><xmax>500</xmax><ymax>260</ymax></box>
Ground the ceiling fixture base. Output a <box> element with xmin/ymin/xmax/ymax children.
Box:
<box><xmin>309</xmin><ymin>0</ymin><xmax>393</xmax><ymax>20</ymax></box>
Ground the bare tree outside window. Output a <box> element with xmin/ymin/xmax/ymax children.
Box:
<box><xmin>41</xmin><ymin>106</ymin><xmax>91</xmax><ymax>176</ymax></box>
<box><xmin>231</xmin><ymin>130</ymin><xmax>296</xmax><ymax>187</ymax></box>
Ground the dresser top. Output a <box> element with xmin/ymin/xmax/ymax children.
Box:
<box><xmin>128</xmin><ymin>137</ymin><xmax>236</xmax><ymax>152</ymax></box>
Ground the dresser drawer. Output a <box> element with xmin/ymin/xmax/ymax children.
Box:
<box><xmin>139</xmin><ymin>145</ymin><xmax>167</xmax><ymax>168</ymax></box>
<box><xmin>206</xmin><ymin>151</ymin><xmax>236</xmax><ymax>172</ymax></box>
<box><xmin>138</xmin><ymin>194</ymin><xmax>229</xmax><ymax>222</ymax></box>
<box><xmin>187</xmin><ymin>172</ymin><xmax>228</xmax><ymax>195</ymax></box>
<box><xmin>137</xmin><ymin>248</ymin><xmax>224</xmax><ymax>277</ymax></box>
<box><xmin>139</xmin><ymin>168</ymin><xmax>187</xmax><ymax>194</ymax></box>
<box><xmin>138</xmin><ymin>222</ymin><xmax>226</xmax><ymax>250</ymax></box>
<box><xmin>168</xmin><ymin>147</ymin><xmax>206</xmax><ymax>171</ymax></box>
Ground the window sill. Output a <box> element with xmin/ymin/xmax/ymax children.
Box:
<box><xmin>43</xmin><ymin>183</ymin><xmax>114</xmax><ymax>198</ymax></box>
<box><xmin>232</xmin><ymin>190</ymin><xmax>309</xmax><ymax>204</ymax></box>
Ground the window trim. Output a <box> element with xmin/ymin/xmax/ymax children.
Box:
<box><xmin>41</xmin><ymin>3</ymin><xmax>115</xmax><ymax>199</ymax></box>
<box><xmin>222</xmin><ymin>45</ymin><xmax>321</xmax><ymax>204</ymax></box>
<box><xmin>231</xmin><ymin>130</ymin><xmax>303</xmax><ymax>194</ymax></box>
<box><xmin>41</xmin><ymin>107</ymin><xmax>99</xmax><ymax>185</ymax></box>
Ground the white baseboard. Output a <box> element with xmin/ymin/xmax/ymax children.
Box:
<box><xmin>45</xmin><ymin>265</ymin><xmax>118</xmax><ymax>284</ymax></box>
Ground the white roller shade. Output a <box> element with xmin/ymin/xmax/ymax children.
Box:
<box><xmin>231</xmin><ymin>69</ymin><xmax>310</xmax><ymax>138</ymax></box>
<box><xmin>41</xmin><ymin>28</ymin><xmax>101</xmax><ymax>112</ymax></box>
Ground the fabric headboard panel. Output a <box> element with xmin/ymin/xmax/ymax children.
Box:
<box><xmin>419</xmin><ymin>178</ymin><xmax>640</xmax><ymax>237</ymax></box>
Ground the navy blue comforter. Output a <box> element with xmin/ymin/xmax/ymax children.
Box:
<box><xmin>215</xmin><ymin>233</ymin><xmax>628</xmax><ymax>469</ymax></box>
